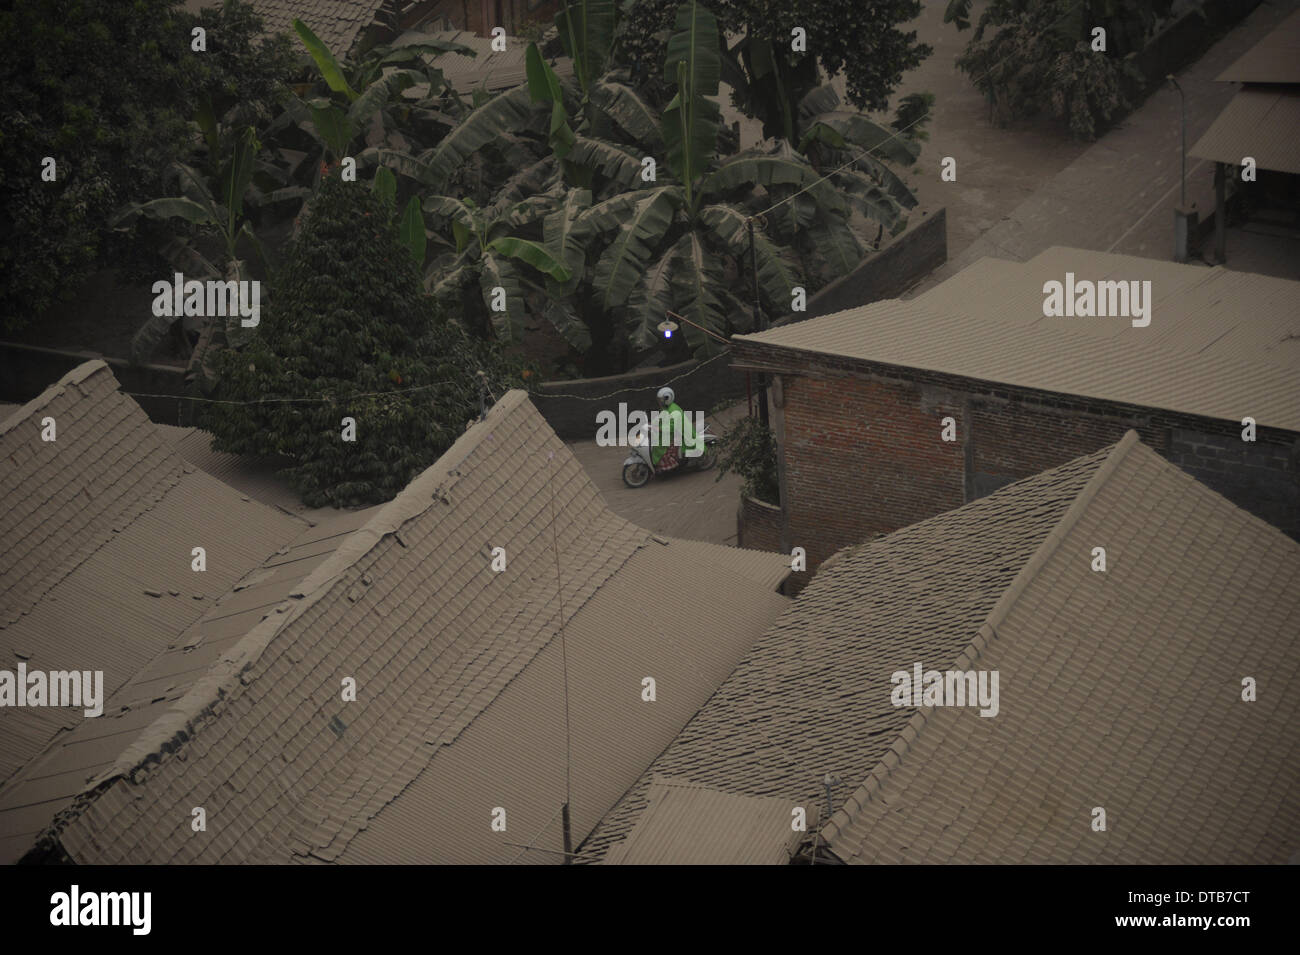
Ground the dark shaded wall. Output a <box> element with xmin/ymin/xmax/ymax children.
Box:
<box><xmin>734</xmin><ymin>346</ymin><xmax>1298</xmax><ymax>593</ymax></box>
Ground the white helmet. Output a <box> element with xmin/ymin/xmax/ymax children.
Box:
<box><xmin>656</xmin><ymin>386</ymin><xmax>675</xmax><ymax>407</ymax></box>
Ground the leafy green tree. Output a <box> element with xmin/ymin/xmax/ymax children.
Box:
<box><xmin>715</xmin><ymin>412</ymin><xmax>779</xmax><ymax>504</ymax></box>
<box><xmin>944</xmin><ymin>0</ymin><xmax>1173</xmax><ymax>139</ymax></box>
<box><xmin>0</xmin><ymin>0</ymin><xmax>293</xmax><ymax>330</ymax></box>
<box><xmin>617</xmin><ymin>0</ymin><xmax>931</xmax><ymax>124</ymax></box>
<box><xmin>772</xmin><ymin>83</ymin><xmax>919</xmax><ymax>283</ymax></box>
<box><xmin>200</xmin><ymin>169</ymin><xmax>523</xmax><ymax>508</ymax></box>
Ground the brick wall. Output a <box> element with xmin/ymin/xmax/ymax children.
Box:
<box><xmin>779</xmin><ymin>371</ymin><xmax>965</xmax><ymax>590</ymax></box>
<box><xmin>741</xmin><ymin>347</ymin><xmax>1298</xmax><ymax>589</ymax></box>
<box><xmin>1169</xmin><ymin>426</ymin><xmax>1300</xmax><ymax>536</ymax></box>
<box><xmin>737</xmin><ymin>495</ymin><xmax>782</xmax><ymax>554</ymax></box>
<box><xmin>966</xmin><ymin>395</ymin><xmax>1164</xmax><ymax>496</ymax></box>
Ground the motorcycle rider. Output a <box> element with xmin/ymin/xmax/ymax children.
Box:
<box><xmin>650</xmin><ymin>386</ymin><xmax>696</xmax><ymax>473</ymax></box>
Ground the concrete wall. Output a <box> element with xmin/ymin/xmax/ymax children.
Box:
<box><xmin>531</xmin><ymin>355</ymin><xmax>750</xmax><ymax>441</ymax></box>
<box><xmin>782</xmin><ymin>210</ymin><xmax>948</xmax><ymax>323</ymax></box>
<box><xmin>746</xmin><ymin>350</ymin><xmax>1298</xmax><ymax>592</ymax></box>
<box><xmin>0</xmin><ymin>342</ymin><xmax>186</xmax><ymax>425</ymax></box>
<box><xmin>0</xmin><ymin>339</ymin><xmax>752</xmax><ymax>441</ymax></box>
<box><xmin>1127</xmin><ymin>0</ymin><xmax>1262</xmax><ymax>98</ymax></box>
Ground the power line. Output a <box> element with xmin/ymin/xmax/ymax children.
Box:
<box><xmin>531</xmin><ymin>349</ymin><xmax>733</xmax><ymax>402</ymax></box>
<box><xmin>120</xmin><ymin>377</ymin><xmax>465</xmax><ymax>406</ymax></box>
<box><xmin>121</xmin><ymin>349</ymin><xmax>734</xmax><ymax>412</ymax></box>
<box><xmin>665</xmin><ymin>309</ymin><xmax>732</xmax><ymax>345</ymax></box>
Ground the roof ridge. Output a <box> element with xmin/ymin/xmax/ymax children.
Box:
<box><xmin>0</xmin><ymin>359</ymin><xmax>110</xmax><ymax>435</ymax></box>
<box><xmin>820</xmin><ymin>431</ymin><xmax>1142</xmax><ymax>852</ymax></box>
<box><xmin>79</xmin><ymin>389</ymin><xmax>536</xmax><ymax>790</ymax></box>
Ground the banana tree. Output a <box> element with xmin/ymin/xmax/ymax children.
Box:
<box><xmin>758</xmin><ymin>83</ymin><xmax>920</xmax><ymax>283</ymax></box>
<box><xmin>274</xmin><ymin>19</ymin><xmax>474</xmax><ymax>181</ymax></box>
<box><xmin>110</xmin><ymin>126</ymin><xmax>271</xmax><ymax>388</ymax></box>
<box><xmin>422</xmin><ymin>190</ymin><xmax>573</xmax><ymax>344</ymax></box>
<box><xmin>560</xmin><ymin>1</ymin><xmax>844</xmax><ymax>357</ymax></box>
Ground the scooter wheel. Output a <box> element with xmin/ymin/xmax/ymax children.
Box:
<box><xmin>622</xmin><ymin>461</ymin><xmax>652</xmax><ymax>488</ymax></box>
<box><xmin>694</xmin><ymin>446</ymin><xmax>717</xmax><ymax>472</ymax></box>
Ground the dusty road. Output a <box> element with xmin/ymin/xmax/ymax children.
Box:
<box><xmin>568</xmin><ymin>400</ymin><xmax>752</xmax><ymax>547</ymax></box>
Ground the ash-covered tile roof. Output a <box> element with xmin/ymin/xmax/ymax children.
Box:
<box><xmin>579</xmin><ymin>443</ymin><xmax>1112</xmax><ymax>862</ymax></box>
<box><xmin>733</xmin><ymin>248</ymin><xmax>1300</xmax><ymax>433</ymax></box>
<box><xmin>252</xmin><ymin>0</ymin><xmax>388</xmax><ymax>55</ymax></box>
<box><xmin>0</xmin><ymin>505</ymin><xmax>373</xmax><ymax>865</ymax></box>
<box><xmin>822</xmin><ymin>435</ymin><xmax>1300</xmax><ymax>864</ymax></box>
<box><xmin>155</xmin><ymin>422</ymin><xmax>308</xmax><ymax>515</ymax></box>
<box><xmin>41</xmin><ymin>390</ymin><xmax>788</xmax><ymax>864</ymax></box>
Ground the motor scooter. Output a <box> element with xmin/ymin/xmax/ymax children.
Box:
<box><xmin>621</xmin><ymin>420</ymin><xmax>719</xmax><ymax>488</ymax></box>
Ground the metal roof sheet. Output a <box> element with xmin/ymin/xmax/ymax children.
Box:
<box><xmin>1190</xmin><ymin>85</ymin><xmax>1300</xmax><ymax>174</ymax></box>
<box><xmin>343</xmin><ymin>543</ymin><xmax>789</xmax><ymax>864</ymax></box>
<box><xmin>735</xmin><ymin>248</ymin><xmax>1300</xmax><ymax>432</ymax></box>
<box><xmin>602</xmin><ymin>776</ymin><xmax>809</xmax><ymax>865</ymax></box>
<box><xmin>1216</xmin><ymin>9</ymin><xmax>1300</xmax><ymax>83</ymax></box>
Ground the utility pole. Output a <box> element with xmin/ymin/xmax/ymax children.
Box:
<box><xmin>748</xmin><ymin>217</ymin><xmax>769</xmax><ymax>428</ymax></box>
<box><xmin>1167</xmin><ymin>75</ymin><xmax>1193</xmax><ymax>262</ymax></box>
<box><xmin>561</xmin><ymin>802</ymin><xmax>572</xmax><ymax>866</ymax></box>
<box><xmin>1167</xmin><ymin>75</ymin><xmax>1186</xmax><ymax>207</ymax></box>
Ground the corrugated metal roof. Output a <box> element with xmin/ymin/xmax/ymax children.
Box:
<box><xmin>579</xmin><ymin>444</ymin><xmax>1112</xmax><ymax>862</ymax></box>
<box><xmin>1190</xmin><ymin>85</ymin><xmax>1300</xmax><ymax>174</ymax></box>
<box><xmin>602</xmin><ymin>776</ymin><xmax>809</xmax><ymax>865</ymax></box>
<box><xmin>343</xmin><ymin>542</ymin><xmax>789</xmax><ymax>864</ymax></box>
<box><xmin>0</xmin><ymin>505</ymin><xmax>374</xmax><ymax>864</ymax></box>
<box><xmin>822</xmin><ymin>437</ymin><xmax>1300</xmax><ymax>864</ymax></box>
<box><xmin>0</xmin><ymin>363</ymin><xmax>312</xmax><ymax>859</ymax></box>
<box><xmin>735</xmin><ymin>248</ymin><xmax>1300</xmax><ymax>432</ymax></box>
<box><xmin>45</xmin><ymin>391</ymin><xmax>789</xmax><ymax>863</ymax></box>
<box><xmin>1216</xmin><ymin>9</ymin><xmax>1300</xmax><ymax>83</ymax></box>
<box><xmin>155</xmin><ymin>423</ymin><xmax>307</xmax><ymax>514</ymax></box>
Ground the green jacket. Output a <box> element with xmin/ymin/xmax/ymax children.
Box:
<box><xmin>651</xmin><ymin>402</ymin><xmax>696</xmax><ymax>465</ymax></box>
